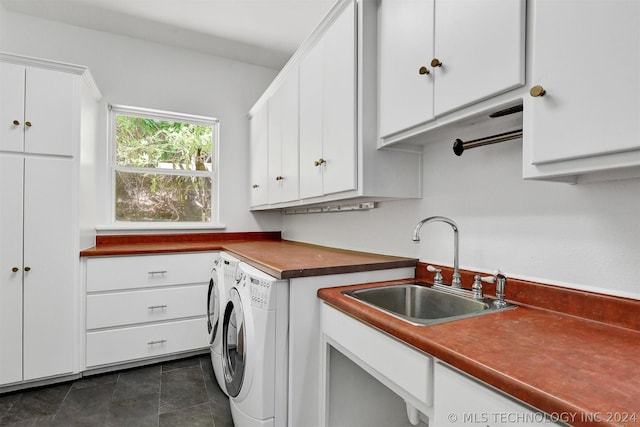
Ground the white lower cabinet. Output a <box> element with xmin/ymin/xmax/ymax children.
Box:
<box><xmin>321</xmin><ymin>303</ymin><xmax>559</xmax><ymax>427</ymax></box>
<box><xmin>84</xmin><ymin>252</ymin><xmax>213</xmax><ymax>369</ymax></box>
<box><xmin>434</xmin><ymin>362</ymin><xmax>558</xmax><ymax>427</ymax></box>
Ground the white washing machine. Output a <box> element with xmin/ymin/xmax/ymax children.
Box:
<box><xmin>207</xmin><ymin>251</ymin><xmax>240</xmax><ymax>396</ymax></box>
<box><xmin>222</xmin><ymin>262</ymin><xmax>289</xmax><ymax>427</ymax></box>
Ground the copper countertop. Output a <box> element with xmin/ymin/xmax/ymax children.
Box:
<box><xmin>318</xmin><ymin>280</ymin><xmax>640</xmax><ymax>427</ymax></box>
<box><xmin>80</xmin><ymin>233</ymin><xmax>417</xmax><ymax>279</ymax></box>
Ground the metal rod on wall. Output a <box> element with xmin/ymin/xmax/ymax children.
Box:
<box><xmin>452</xmin><ymin>129</ymin><xmax>523</xmax><ymax>156</ymax></box>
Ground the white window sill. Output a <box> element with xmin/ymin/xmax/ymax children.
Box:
<box><xmin>96</xmin><ymin>223</ymin><xmax>227</xmax><ymax>235</ymax></box>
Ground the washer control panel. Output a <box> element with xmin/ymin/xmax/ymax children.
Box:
<box><xmin>249</xmin><ymin>277</ymin><xmax>273</xmax><ymax>310</ymax></box>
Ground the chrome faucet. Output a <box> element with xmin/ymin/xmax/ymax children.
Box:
<box><xmin>412</xmin><ymin>216</ymin><xmax>462</xmax><ymax>288</ymax></box>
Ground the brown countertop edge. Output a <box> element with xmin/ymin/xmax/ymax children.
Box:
<box><xmin>79</xmin><ymin>232</ymin><xmax>282</xmax><ymax>257</ymax></box>
<box><xmin>318</xmin><ymin>279</ymin><xmax>640</xmax><ymax>427</ymax></box>
<box><xmin>80</xmin><ymin>234</ymin><xmax>418</xmax><ymax>280</ymax></box>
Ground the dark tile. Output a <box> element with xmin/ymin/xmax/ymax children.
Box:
<box><xmin>72</xmin><ymin>372</ymin><xmax>119</xmax><ymax>390</ymax></box>
<box><xmin>0</xmin><ymin>393</ymin><xmax>21</xmax><ymax>417</ymax></box>
<box><xmin>161</xmin><ymin>357</ymin><xmax>201</xmax><ymax>374</ymax></box>
<box><xmin>159</xmin><ymin>403</ymin><xmax>213</xmax><ymax>427</ymax></box>
<box><xmin>159</xmin><ymin>366</ymin><xmax>208</xmax><ymax>415</ymax></box>
<box><xmin>50</xmin><ymin>382</ymin><xmax>115</xmax><ymax>427</ymax></box>
<box><xmin>0</xmin><ymin>383</ymin><xmax>70</xmax><ymax>425</ymax></box>
<box><xmin>112</xmin><ymin>365</ymin><xmax>161</xmax><ymax>402</ymax></box>
<box><xmin>108</xmin><ymin>393</ymin><xmax>159</xmax><ymax>427</ymax></box>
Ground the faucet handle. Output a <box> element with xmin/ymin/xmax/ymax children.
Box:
<box><xmin>492</xmin><ymin>268</ymin><xmax>508</xmax><ymax>308</ymax></box>
<box><xmin>426</xmin><ymin>265</ymin><xmax>443</xmax><ymax>285</ymax></box>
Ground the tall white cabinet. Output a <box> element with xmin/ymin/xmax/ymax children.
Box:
<box><xmin>0</xmin><ymin>53</ymin><xmax>101</xmax><ymax>387</ymax></box>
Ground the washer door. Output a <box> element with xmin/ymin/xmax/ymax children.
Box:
<box><xmin>206</xmin><ymin>272</ymin><xmax>220</xmax><ymax>344</ymax></box>
<box><xmin>222</xmin><ymin>287</ymin><xmax>246</xmax><ymax>398</ymax></box>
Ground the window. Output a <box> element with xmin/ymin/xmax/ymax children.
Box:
<box><xmin>109</xmin><ymin>105</ymin><xmax>219</xmax><ymax>225</ymax></box>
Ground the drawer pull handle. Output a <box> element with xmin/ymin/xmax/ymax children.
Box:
<box><xmin>147</xmin><ymin>305</ymin><xmax>168</xmax><ymax>310</ymax></box>
<box><xmin>148</xmin><ymin>270</ymin><xmax>167</xmax><ymax>276</ymax></box>
<box><xmin>147</xmin><ymin>339</ymin><xmax>167</xmax><ymax>345</ymax></box>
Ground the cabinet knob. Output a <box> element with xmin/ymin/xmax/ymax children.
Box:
<box><xmin>275</xmin><ymin>176</ymin><xmax>284</xmax><ymax>181</ymax></box>
<box><xmin>252</xmin><ymin>184</ymin><xmax>260</xmax><ymax>189</ymax></box>
<box><xmin>25</xmin><ymin>121</ymin><xmax>32</xmax><ymax>127</ymax></box>
<box><xmin>530</xmin><ymin>85</ymin><xmax>546</xmax><ymax>97</ymax></box>
<box><xmin>11</xmin><ymin>267</ymin><xmax>19</xmax><ymax>273</ymax></box>
<box><xmin>418</xmin><ymin>66</ymin><xmax>430</xmax><ymax>75</ymax></box>
<box><xmin>430</xmin><ymin>58</ymin><xmax>443</xmax><ymax>68</ymax></box>
<box><xmin>24</xmin><ymin>267</ymin><xmax>31</xmax><ymax>272</ymax></box>
<box><xmin>12</xmin><ymin>120</ymin><xmax>20</xmax><ymax>126</ymax></box>
<box><xmin>314</xmin><ymin>158</ymin><xmax>326</xmax><ymax>167</ymax></box>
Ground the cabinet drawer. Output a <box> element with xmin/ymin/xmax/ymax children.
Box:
<box><xmin>322</xmin><ymin>304</ymin><xmax>433</xmax><ymax>406</ymax></box>
<box><xmin>86</xmin><ymin>284</ymin><xmax>207</xmax><ymax>329</ymax></box>
<box><xmin>434</xmin><ymin>362</ymin><xmax>557</xmax><ymax>426</ymax></box>
<box><xmin>85</xmin><ymin>317</ymin><xmax>207</xmax><ymax>367</ymax></box>
<box><xmin>86</xmin><ymin>252</ymin><xmax>215</xmax><ymax>292</ymax></box>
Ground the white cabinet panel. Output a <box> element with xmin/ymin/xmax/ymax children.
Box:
<box><xmin>86</xmin><ymin>284</ymin><xmax>207</xmax><ymax>329</ymax></box>
<box><xmin>250</xmin><ymin>103</ymin><xmax>269</xmax><ymax>207</ymax></box>
<box><xmin>434</xmin><ymin>362</ymin><xmax>557</xmax><ymax>426</ymax></box>
<box><xmin>24</xmin><ymin>67</ymin><xmax>75</xmax><ymax>156</ymax></box>
<box><xmin>378</xmin><ymin>0</ymin><xmax>525</xmax><ymax>139</ymax></box>
<box><xmin>86</xmin><ymin>318</ymin><xmax>208</xmax><ymax>368</ymax></box>
<box><xmin>86</xmin><ymin>252</ymin><xmax>214</xmax><ymax>292</ymax></box>
<box><xmin>0</xmin><ymin>63</ymin><xmax>75</xmax><ymax>156</ymax></box>
<box><xmin>0</xmin><ymin>62</ymin><xmax>26</xmax><ymax>153</ymax></box>
<box><xmin>321</xmin><ymin>1</ymin><xmax>357</xmax><ymax>196</ymax></box>
<box><xmin>299</xmin><ymin>40</ymin><xmax>325</xmax><ymax>199</ymax></box>
<box><xmin>525</xmin><ymin>0</ymin><xmax>640</xmax><ymax>171</ymax></box>
<box><xmin>433</xmin><ymin>0</ymin><xmax>525</xmax><ymax>116</ymax></box>
<box><xmin>379</xmin><ymin>0</ymin><xmax>435</xmax><ymax>138</ymax></box>
<box><xmin>0</xmin><ymin>155</ymin><xmax>24</xmax><ymax>385</ymax></box>
<box><xmin>0</xmin><ymin>156</ymin><xmax>75</xmax><ymax>383</ymax></box>
<box><xmin>22</xmin><ymin>157</ymin><xmax>75</xmax><ymax>381</ymax></box>
<box><xmin>268</xmin><ymin>69</ymin><xmax>299</xmax><ymax>204</ymax></box>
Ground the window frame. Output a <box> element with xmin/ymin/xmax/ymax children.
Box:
<box><xmin>107</xmin><ymin>104</ymin><xmax>222</xmax><ymax>229</ymax></box>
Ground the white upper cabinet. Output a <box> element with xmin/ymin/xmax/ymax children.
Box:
<box><xmin>249</xmin><ymin>0</ymin><xmax>422</xmax><ymax>210</ymax></box>
<box><xmin>378</xmin><ymin>0</ymin><xmax>435</xmax><ymax>139</ymax></box>
<box><xmin>378</xmin><ymin>0</ymin><xmax>525</xmax><ymax>140</ymax></box>
<box><xmin>523</xmin><ymin>0</ymin><xmax>640</xmax><ymax>181</ymax></box>
<box><xmin>268</xmin><ymin>68</ymin><xmax>300</xmax><ymax>204</ymax></box>
<box><xmin>299</xmin><ymin>0</ymin><xmax>357</xmax><ymax>199</ymax></box>
<box><xmin>249</xmin><ymin>103</ymin><xmax>268</xmax><ymax>207</ymax></box>
<box><xmin>0</xmin><ymin>62</ymin><xmax>76</xmax><ymax>156</ymax></box>
<box><xmin>433</xmin><ymin>0</ymin><xmax>525</xmax><ymax>116</ymax></box>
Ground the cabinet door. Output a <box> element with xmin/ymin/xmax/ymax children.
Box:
<box><xmin>379</xmin><ymin>0</ymin><xmax>435</xmax><ymax>138</ymax></box>
<box><xmin>0</xmin><ymin>63</ymin><xmax>26</xmax><ymax>153</ymax></box>
<box><xmin>299</xmin><ymin>39</ymin><xmax>325</xmax><ymax>199</ymax></box>
<box><xmin>0</xmin><ymin>155</ymin><xmax>24</xmax><ymax>385</ymax></box>
<box><xmin>433</xmin><ymin>0</ymin><xmax>525</xmax><ymax>116</ymax></box>
<box><xmin>22</xmin><ymin>157</ymin><xmax>75</xmax><ymax>380</ymax></box>
<box><xmin>250</xmin><ymin>103</ymin><xmax>268</xmax><ymax>207</ymax></box>
<box><xmin>24</xmin><ymin>67</ymin><xmax>75</xmax><ymax>156</ymax></box>
<box><xmin>267</xmin><ymin>70</ymin><xmax>299</xmax><ymax>204</ymax></box>
<box><xmin>527</xmin><ymin>0</ymin><xmax>640</xmax><ymax>165</ymax></box>
<box><xmin>435</xmin><ymin>362</ymin><xmax>556</xmax><ymax>426</ymax></box>
<box><xmin>321</xmin><ymin>0</ymin><xmax>357</xmax><ymax>195</ymax></box>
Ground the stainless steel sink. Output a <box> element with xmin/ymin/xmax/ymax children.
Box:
<box><xmin>342</xmin><ymin>283</ymin><xmax>514</xmax><ymax>326</ymax></box>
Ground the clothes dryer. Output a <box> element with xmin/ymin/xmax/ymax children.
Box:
<box><xmin>207</xmin><ymin>251</ymin><xmax>240</xmax><ymax>396</ymax></box>
<box><xmin>222</xmin><ymin>262</ymin><xmax>289</xmax><ymax>427</ymax></box>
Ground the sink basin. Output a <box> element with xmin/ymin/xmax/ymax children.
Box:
<box><xmin>342</xmin><ymin>283</ymin><xmax>513</xmax><ymax>326</ymax></box>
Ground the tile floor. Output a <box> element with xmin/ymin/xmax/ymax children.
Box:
<box><xmin>0</xmin><ymin>355</ymin><xmax>233</xmax><ymax>427</ymax></box>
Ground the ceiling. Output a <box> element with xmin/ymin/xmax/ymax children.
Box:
<box><xmin>0</xmin><ymin>0</ymin><xmax>336</xmax><ymax>69</ymax></box>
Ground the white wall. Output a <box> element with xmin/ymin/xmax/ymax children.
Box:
<box><xmin>283</xmin><ymin>138</ymin><xmax>640</xmax><ymax>299</ymax></box>
<box><xmin>0</xmin><ymin>9</ymin><xmax>283</xmax><ymax>232</ymax></box>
